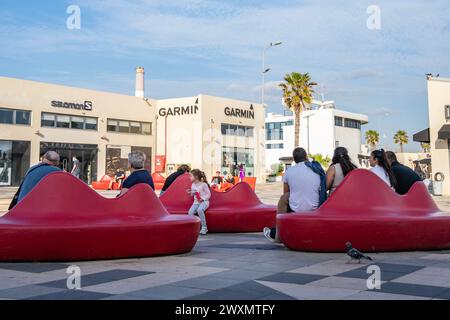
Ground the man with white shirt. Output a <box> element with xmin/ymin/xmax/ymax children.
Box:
<box><xmin>264</xmin><ymin>147</ymin><xmax>321</xmax><ymax>243</ymax></box>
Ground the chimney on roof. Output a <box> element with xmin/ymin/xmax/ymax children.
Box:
<box><xmin>135</xmin><ymin>66</ymin><xmax>145</xmax><ymax>98</ymax></box>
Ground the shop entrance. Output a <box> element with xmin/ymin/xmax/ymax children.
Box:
<box><xmin>221</xmin><ymin>147</ymin><xmax>255</xmax><ymax>177</ymax></box>
<box><xmin>40</xmin><ymin>142</ymin><xmax>98</xmax><ymax>184</ymax></box>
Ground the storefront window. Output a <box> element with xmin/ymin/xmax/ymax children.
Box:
<box><xmin>221</xmin><ymin>124</ymin><xmax>254</xmax><ymax>137</ymax></box>
<box><xmin>41</xmin><ymin>113</ymin><xmax>56</xmax><ymax>127</ymax></box>
<box><xmin>107</xmin><ymin>119</ymin><xmax>118</xmax><ymax>132</ymax></box>
<box><xmin>42</xmin><ymin>113</ymin><xmax>97</xmax><ymax>131</ymax></box>
<box><xmin>40</xmin><ymin>142</ymin><xmax>98</xmax><ymax>184</ymax></box>
<box><xmin>221</xmin><ymin>147</ymin><xmax>254</xmax><ymax>177</ymax></box>
<box><xmin>0</xmin><ymin>140</ymin><xmax>31</xmax><ymax>186</ymax></box>
<box><xmin>106</xmin><ymin>145</ymin><xmax>152</xmax><ymax>176</ymax></box>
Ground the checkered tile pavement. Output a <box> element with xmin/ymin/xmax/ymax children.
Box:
<box><xmin>1</xmin><ymin>233</ymin><xmax>450</xmax><ymax>300</ymax></box>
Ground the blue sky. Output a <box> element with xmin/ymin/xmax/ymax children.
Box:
<box><xmin>1</xmin><ymin>0</ymin><xmax>450</xmax><ymax>151</ymax></box>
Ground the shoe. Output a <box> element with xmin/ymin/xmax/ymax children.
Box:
<box><xmin>263</xmin><ymin>227</ymin><xmax>275</xmax><ymax>243</ymax></box>
<box><xmin>200</xmin><ymin>227</ymin><xmax>208</xmax><ymax>235</ymax></box>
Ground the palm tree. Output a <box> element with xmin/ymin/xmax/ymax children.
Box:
<box><xmin>279</xmin><ymin>72</ymin><xmax>317</xmax><ymax>147</ymax></box>
<box><xmin>421</xmin><ymin>142</ymin><xmax>430</xmax><ymax>153</ymax></box>
<box><xmin>393</xmin><ymin>130</ymin><xmax>409</xmax><ymax>153</ymax></box>
<box><xmin>365</xmin><ymin>130</ymin><xmax>380</xmax><ymax>151</ymax></box>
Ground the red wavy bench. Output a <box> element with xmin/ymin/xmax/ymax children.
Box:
<box><xmin>0</xmin><ymin>172</ymin><xmax>200</xmax><ymax>261</ymax></box>
<box><xmin>152</xmin><ymin>172</ymin><xmax>166</xmax><ymax>191</ymax></box>
<box><xmin>277</xmin><ymin>169</ymin><xmax>449</xmax><ymax>253</ymax></box>
<box><xmin>160</xmin><ymin>174</ymin><xmax>276</xmax><ymax>232</ymax></box>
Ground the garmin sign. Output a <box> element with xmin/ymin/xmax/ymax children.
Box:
<box><xmin>224</xmin><ymin>105</ymin><xmax>254</xmax><ymax>119</ymax></box>
<box><xmin>51</xmin><ymin>100</ymin><xmax>93</xmax><ymax>111</ymax></box>
<box><xmin>158</xmin><ymin>99</ymin><xmax>199</xmax><ymax>117</ymax></box>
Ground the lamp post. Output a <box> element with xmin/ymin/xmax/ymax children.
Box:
<box><xmin>262</xmin><ymin>41</ymin><xmax>282</xmax><ymax>109</ymax></box>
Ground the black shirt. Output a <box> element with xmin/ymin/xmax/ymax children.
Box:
<box><xmin>122</xmin><ymin>169</ymin><xmax>154</xmax><ymax>190</ymax></box>
<box><xmin>161</xmin><ymin>170</ymin><xmax>185</xmax><ymax>191</ymax></box>
<box><xmin>391</xmin><ymin>161</ymin><xmax>422</xmax><ymax>195</ymax></box>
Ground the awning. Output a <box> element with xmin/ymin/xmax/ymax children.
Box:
<box><xmin>413</xmin><ymin>128</ymin><xmax>430</xmax><ymax>143</ymax></box>
<box><xmin>438</xmin><ymin>125</ymin><xmax>450</xmax><ymax>140</ymax></box>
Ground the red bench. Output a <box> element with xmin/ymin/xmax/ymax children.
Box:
<box><xmin>277</xmin><ymin>169</ymin><xmax>449</xmax><ymax>253</ymax></box>
<box><xmin>160</xmin><ymin>174</ymin><xmax>276</xmax><ymax>233</ymax></box>
<box><xmin>91</xmin><ymin>174</ymin><xmax>124</xmax><ymax>191</ymax></box>
<box><xmin>152</xmin><ymin>172</ymin><xmax>166</xmax><ymax>191</ymax></box>
<box><xmin>0</xmin><ymin>172</ymin><xmax>200</xmax><ymax>261</ymax></box>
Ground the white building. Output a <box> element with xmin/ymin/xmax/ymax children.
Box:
<box><xmin>265</xmin><ymin>101</ymin><xmax>368</xmax><ymax>173</ymax></box>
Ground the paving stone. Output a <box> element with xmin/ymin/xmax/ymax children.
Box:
<box><xmin>26</xmin><ymin>290</ymin><xmax>112</xmax><ymax>300</ymax></box>
<box><xmin>127</xmin><ymin>285</ymin><xmax>208</xmax><ymax>300</ymax></box>
<box><xmin>257</xmin><ymin>273</ymin><xmax>326</xmax><ymax>285</ymax></box>
<box><xmin>0</xmin><ymin>285</ymin><xmax>64</xmax><ymax>299</ymax></box>
<box><xmin>0</xmin><ymin>263</ymin><xmax>69</xmax><ymax>273</ymax></box>
<box><xmin>377</xmin><ymin>282</ymin><xmax>449</xmax><ymax>298</ymax></box>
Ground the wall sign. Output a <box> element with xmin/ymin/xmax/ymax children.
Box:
<box><xmin>51</xmin><ymin>100</ymin><xmax>93</xmax><ymax>111</ymax></box>
<box><xmin>224</xmin><ymin>105</ymin><xmax>254</xmax><ymax>119</ymax></box>
<box><xmin>158</xmin><ymin>105</ymin><xmax>199</xmax><ymax>117</ymax></box>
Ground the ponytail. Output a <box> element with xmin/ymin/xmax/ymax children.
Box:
<box><xmin>191</xmin><ymin>169</ymin><xmax>210</xmax><ymax>187</ymax></box>
<box><xmin>372</xmin><ymin>149</ymin><xmax>397</xmax><ymax>189</ymax></box>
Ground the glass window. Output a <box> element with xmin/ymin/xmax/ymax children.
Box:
<box><xmin>130</xmin><ymin>122</ymin><xmax>142</xmax><ymax>134</ymax></box>
<box><xmin>0</xmin><ymin>109</ymin><xmax>14</xmax><ymax>124</ymax></box>
<box><xmin>344</xmin><ymin>119</ymin><xmax>361</xmax><ymax>129</ymax></box>
<box><xmin>236</xmin><ymin>126</ymin><xmax>245</xmax><ymax>136</ymax></box>
<box><xmin>141</xmin><ymin>122</ymin><xmax>152</xmax><ymax>135</ymax></box>
<box><xmin>228</xmin><ymin>125</ymin><xmax>237</xmax><ymax>136</ymax></box>
<box><xmin>71</xmin><ymin>116</ymin><xmax>84</xmax><ymax>129</ymax></box>
<box><xmin>245</xmin><ymin>127</ymin><xmax>254</xmax><ymax>137</ymax></box>
<box><xmin>335</xmin><ymin>117</ymin><xmax>343</xmax><ymax>126</ymax></box>
<box><xmin>221</xmin><ymin>124</ymin><xmax>228</xmax><ymax>135</ymax></box>
<box><xmin>41</xmin><ymin>113</ymin><xmax>56</xmax><ymax>127</ymax></box>
<box><xmin>118</xmin><ymin>121</ymin><xmax>130</xmax><ymax>133</ymax></box>
<box><xmin>56</xmin><ymin>115</ymin><xmax>70</xmax><ymax>128</ymax></box>
<box><xmin>15</xmin><ymin>110</ymin><xmax>31</xmax><ymax>125</ymax></box>
<box><xmin>107</xmin><ymin>119</ymin><xmax>118</xmax><ymax>132</ymax></box>
<box><xmin>85</xmin><ymin>117</ymin><xmax>97</xmax><ymax>130</ymax></box>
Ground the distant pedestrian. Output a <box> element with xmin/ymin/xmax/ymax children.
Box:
<box><xmin>71</xmin><ymin>156</ymin><xmax>81</xmax><ymax>179</ymax></box>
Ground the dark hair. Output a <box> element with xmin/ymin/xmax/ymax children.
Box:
<box><xmin>191</xmin><ymin>169</ymin><xmax>209</xmax><ymax>187</ymax></box>
<box><xmin>331</xmin><ymin>147</ymin><xmax>357</xmax><ymax>176</ymax></box>
<box><xmin>385</xmin><ymin>151</ymin><xmax>398</xmax><ymax>164</ymax></box>
<box><xmin>371</xmin><ymin>149</ymin><xmax>397</xmax><ymax>188</ymax></box>
<box><xmin>178</xmin><ymin>164</ymin><xmax>191</xmax><ymax>173</ymax></box>
<box><xmin>293</xmin><ymin>147</ymin><xmax>308</xmax><ymax>163</ymax></box>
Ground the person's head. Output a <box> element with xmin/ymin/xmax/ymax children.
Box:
<box><xmin>190</xmin><ymin>169</ymin><xmax>209</xmax><ymax>185</ymax></box>
<box><xmin>385</xmin><ymin>151</ymin><xmax>398</xmax><ymax>166</ymax></box>
<box><xmin>72</xmin><ymin>156</ymin><xmax>78</xmax><ymax>161</ymax></box>
<box><xmin>42</xmin><ymin>151</ymin><xmax>60</xmax><ymax>166</ymax></box>
<box><xmin>293</xmin><ymin>147</ymin><xmax>308</xmax><ymax>163</ymax></box>
<box><xmin>215</xmin><ymin>170</ymin><xmax>221</xmax><ymax>176</ymax></box>
<box><xmin>370</xmin><ymin>149</ymin><xmax>397</xmax><ymax>188</ymax></box>
<box><xmin>332</xmin><ymin>147</ymin><xmax>357</xmax><ymax>176</ymax></box>
<box><xmin>178</xmin><ymin>164</ymin><xmax>191</xmax><ymax>173</ymax></box>
<box><xmin>128</xmin><ymin>151</ymin><xmax>146</xmax><ymax>171</ymax></box>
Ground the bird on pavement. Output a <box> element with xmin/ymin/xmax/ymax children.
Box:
<box><xmin>345</xmin><ymin>242</ymin><xmax>373</xmax><ymax>263</ymax></box>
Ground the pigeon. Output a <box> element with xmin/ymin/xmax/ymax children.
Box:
<box><xmin>345</xmin><ymin>242</ymin><xmax>373</xmax><ymax>264</ymax></box>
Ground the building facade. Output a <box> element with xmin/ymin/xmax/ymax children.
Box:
<box><xmin>0</xmin><ymin>76</ymin><xmax>157</xmax><ymax>186</ymax></box>
<box><xmin>0</xmin><ymin>71</ymin><xmax>265</xmax><ymax>186</ymax></box>
<box><xmin>156</xmin><ymin>95</ymin><xmax>266</xmax><ymax>182</ymax></box>
<box><xmin>265</xmin><ymin>101</ymin><xmax>368</xmax><ymax>173</ymax></box>
<box><xmin>414</xmin><ymin>77</ymin><xmax>450</xmax><ymax>194</ymax></box>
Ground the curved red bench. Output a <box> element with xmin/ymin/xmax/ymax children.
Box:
<box><xmin>152</xmin><ymin>172</ymin><xmax>166</xmax><ymax>191</ymax></box>
<box><xmin>92</xmin><ymin>175</ymin><xmax>123</xmax><ymax>191</ymax></box>
<box><xmin>0</xmin><ymin>172</ymin><xmax>200</xmax><ymax>261</ymax></box>
<box><xmin>160</xmin><ymin>174</ymin><xmax>276</xmax><ymax>233</ymax></box>
<box><xmin>277</xmin><ymin>169</ymin><xmax>450</xmax><ymax>253</ymax></box>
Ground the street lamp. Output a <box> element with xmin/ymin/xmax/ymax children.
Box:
<box><xmin>262</xmin><ymin>41</ymin><xmax>282</xmax><ymax>109</ymax></box>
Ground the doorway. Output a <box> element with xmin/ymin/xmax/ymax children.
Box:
<box><xmin>40</xmin><ymin>142</ymin><xmax>98</xmax><ymax>184</ymax></box>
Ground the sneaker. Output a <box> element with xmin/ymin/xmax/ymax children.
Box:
<box><xmin>263</xmin><ymin>227</ymin><xmax>275</xmax><ymax>243</ymax></box>
<box><xmin>200</xmin><ymin>227</ymin><xmax>208</xmax><ymax>235</ymax></box>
